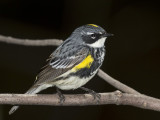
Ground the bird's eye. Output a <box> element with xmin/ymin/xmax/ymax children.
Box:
<box><xmin>91</xmin><ymin>34</ymin><xmax>96</xmax><ymax>39</ymax></box>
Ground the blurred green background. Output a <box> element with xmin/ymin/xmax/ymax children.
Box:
<box><xmin>0</xmin><ymin>0</ymin><xmax>160</xmax><ymax>120</ymax></box>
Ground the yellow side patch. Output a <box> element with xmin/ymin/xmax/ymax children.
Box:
<box><xmin>88</xmin><ymin>24</ymin><xmax>98</xmax><ymax>27</ymax></box>
<box><xmin>72</xmin><ymin>54</ymin><xmax>94</xmax><ymax>72</ymax></box>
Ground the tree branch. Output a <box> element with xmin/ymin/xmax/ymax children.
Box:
<box><xmin>0</xmin><ymin>35</ymin><xmax>63</xmax><ymax>46</ymax></box>
<box><xmin>0</xmin><ymin>91</ymin><xmax>160</xmax><ymax>112</ymax></box>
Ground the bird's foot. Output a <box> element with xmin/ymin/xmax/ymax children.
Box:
<box><xmin>56</xmin><ymin>88</ymin><xmax>65</xmax><ymax>104</ymax></box>
<box><xmin>80</xmin><ymin>87</ymin><xmax>101</xmax><ymax>103</ymax></box>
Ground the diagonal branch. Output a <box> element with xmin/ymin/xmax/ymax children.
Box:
<box><xmin>97</xmin><ymin>70</ymin><xmax>141</xmax><ymax>94</ymax></box>
<box><xmin>0</xmin><ymin>91</ymin><xmax>160</xmax><ymax>112</ymax></box>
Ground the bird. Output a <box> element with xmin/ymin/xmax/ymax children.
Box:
<box><xmin>9</xmin><ymin>24</ymin><xmax>113</xmax><ymax>115</ymax></box>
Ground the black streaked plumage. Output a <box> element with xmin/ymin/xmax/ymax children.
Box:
<box><xmin>71</xmin><ymin>46</ymin><xmax>105</xmax><ymax>78</ymax></box>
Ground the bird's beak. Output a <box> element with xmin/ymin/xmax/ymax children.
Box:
<box><xmin>103</xmin><ymin>33</ymin><xmax>114</xmax><ymax>37</ymax></box>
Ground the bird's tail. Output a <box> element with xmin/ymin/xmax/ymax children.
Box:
<box><xmin>9</xmin><ymin>84</ymin><xmax>49</xmax><ymax>115</ymax></box>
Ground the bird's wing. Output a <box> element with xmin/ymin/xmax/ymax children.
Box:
<box><xmin>34</xmin><ymin>46</ymin><xmax>89</xmax><ymax>85</ymax></box>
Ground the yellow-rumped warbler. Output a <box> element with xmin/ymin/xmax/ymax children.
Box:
<box><xmin>9</xmin><ymin>24</ymin><xmax>113</xmax><ymax>115</ymax></box>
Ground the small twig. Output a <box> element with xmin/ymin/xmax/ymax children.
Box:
<box><xmin>0</xmin><ymin>91</ymin><xmax>160</xmax><ymax>112</ymax></box>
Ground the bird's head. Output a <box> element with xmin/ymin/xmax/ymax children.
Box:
<box><xmin>70</xmin><ymin>24</ymin><xmax>113</xmax><ymax>48</ymax></box>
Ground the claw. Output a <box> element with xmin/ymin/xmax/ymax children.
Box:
<box><xmin>80</xmin><ymin>87</ymin><xmax>101</xmax><ymax>103</ymax></box>
<box><xmin>59</xmin><ymin>93</ymin><xmax>65</xmax><ymax>104</ymax></box>
<box><xmin>56</xmin><ymin>88</ymin><xmax>65</xmax><ymax>104</ymax></box>
<box><xmin>89</xmin><ymin>90</ymin><xmax>101</xmax><ymax>103</ymax></box>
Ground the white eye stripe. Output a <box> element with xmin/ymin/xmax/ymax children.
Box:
<box><xmin>86</xmin><ymin>32</ymin><xmax>94</xmax><ymax>35</ymax></box>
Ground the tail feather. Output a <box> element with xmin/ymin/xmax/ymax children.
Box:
<box><xmin>9</xmin><ymin>106</ymin><xmax>19</xmax><ymax>115</ymax></box>
<box><xmin>9</xmin><ymin>85</ymin><xmax>48</xmax><ymax>115</ymax></box>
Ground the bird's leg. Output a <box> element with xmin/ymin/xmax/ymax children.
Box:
<box><xmin>56</xmin><ymin>87</ymin><xmax>65</xmax><ymax>104</ymax></box>
<box><xmin>80</xmin><ymin>87</ymin><xmax>101</xmax><ymax>102</ymax></box>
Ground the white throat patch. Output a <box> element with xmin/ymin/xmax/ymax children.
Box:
<box><xmin>87</xmin><ymin>37</ymin><xmax>106</xmax><ymax>48</ymax></box>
